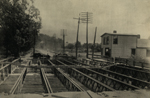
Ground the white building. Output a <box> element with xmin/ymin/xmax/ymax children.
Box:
<box><xmin>136</xmin><ymin>39</ymin><xmax>150</xmax><ymax>62</ymax></box>
<box><xmin>101</xmin><ymin>32</ymin><xmax>140</xmax><ymax>58</ymax></box>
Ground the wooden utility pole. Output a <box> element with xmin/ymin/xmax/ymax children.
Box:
<box><xmin>61</xmin><ymin>29</ymin><xmax>67</xmax><ymax>54</ymax></box>
<box><xmin>80</xmin><ymin>12</ymin><xmax>93</xmax><ymax>58</ymax></box>
<box><xmin>76</xmin><ymin>18</ymin><xmax>80</xmax><ymax>59</ymax></box>
<box><xmin>92</xmin><ymin>27</ymin><xmax>97</xmax><ymax>59</ymax></box>
<box><xmin>54</xmin><ymin>34</ymin><xmax>56</xmax><ymax>52</ymax></box>
<box><xmin>86</xmin><ymin>12</ymin><xmax>88</xmax><ymax>58</ymax></box>
<box><xmin>73</xmin><ymin>16</ymin><xmax>81</xmax><ymax>59</ymax></box>
<box><xmin>63</xmin><ymin>29</ymin><xmax>65</xmax><ymax>54</ymax></box>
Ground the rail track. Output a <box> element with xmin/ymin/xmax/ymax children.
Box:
<box><xmin>4</xmin><ymin>57</ymin><xmax>92</xmax><ymax>95</ymax></box>
<box><xmin>1</xmin><ymin>51</ymin><xmax>149</xmax><ymax>98</ymax></box>
<box><xmin>57</xmin><ymin>59</ymin><xmax>150</xmax><ymax>91</ymax></box>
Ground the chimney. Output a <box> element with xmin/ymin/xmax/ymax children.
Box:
<box><xmin>113</xmin><ymin>30</ymin><xmax>117</xmax><ymax>33</ymax></box>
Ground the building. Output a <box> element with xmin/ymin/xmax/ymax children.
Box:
<box><xmin>136</xmin><ymin>39</ymin><xmax>150</xmax><ymax>62</ymax></box>
<box><xmin>101</xmin><ymin>32</ymin><xmax>140</xmax><ymax>58</ymax></box>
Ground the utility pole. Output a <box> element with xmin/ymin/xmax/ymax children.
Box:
<box><xmin>73</xmin><ymin>15</ymin><xmax>83</xmax><ymax>59</ymax></box>
<box><xmin>63</xmin><ymin>30</ymin><xmax>65</xmax><ymax>54</ymax></box>
<box><xmin>80</xmin><ymin>12</ymin><xmax>93</xmax><ymax>58</ymax></box>
<box><xmin>54</xmin><ymin>34</ymin><xmax>56</xmax><ymax>52</ymax></box>
<box><xmin>61</xmin><ymin>29</ymin><xmax>67</xmax><ymax>54</ymax></box>
<box><xmin>92</xmin><ymin>27</ymin><xmax>97</xmax><ymax>59</ymax></box>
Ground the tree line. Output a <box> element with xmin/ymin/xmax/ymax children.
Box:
<box><xmin>66</xmin><ymin>42</ymin><xmax>101</xmax><ymax>52</ymax></box>
<box><xmin>36</xmin><ymin>34</ymin><xmax>63</xmax><ymax>51</ymax></box>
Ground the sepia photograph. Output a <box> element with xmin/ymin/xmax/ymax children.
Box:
<box><xmin>0</xmin><ymin>0</ymin><xmax>150</xmax><ymax>98</ymax></box>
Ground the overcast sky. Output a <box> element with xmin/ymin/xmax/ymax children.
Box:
<box><xmin>34</xmin><ymin>0</ymin><xmax>150</xmax><ymax>44</ymax></box>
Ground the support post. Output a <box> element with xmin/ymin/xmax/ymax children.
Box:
<box><xmin>63</xmin><ymin>29</ymin><xmax>65</xmax><ymax>54</ymax></box>
<box><xmin>92</xmin><ymin>27</ymin><xmax>97</xmax><ymax>59</ymax></box>
<box><xmin>86</xmin><ymin>12</ymin><xmax>88</xmax><ymax>58</ymax></box>
<box><xmin>76</xmin><ymin>17</ymin><xmax>80</xmax><ymax>59</ymax></box>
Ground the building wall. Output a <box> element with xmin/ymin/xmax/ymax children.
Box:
<box><xmin>101</xmin><ymin>34</ymin><xmax>139</xmax><ymax>58</ymax></box>
<box><xmin>101</xmin><ymin>35</ymin><xmax>112</xmax><ymax>56</ymax></box>
<box><xmin>136</xmin><ymin>39</ymin><xmax>150</xmax><ymax>60</ymax></box>
<box><xmin>137</xmin><ymin>39</ymin><xmax>150</xmax><ymax>48</ymax></box>
<box><xmin>135</xmin><ymin>48</ymin><xmax>146</xmax><ymax>59</ymax></box>
<box><xmin>111</xmin><ymin>36</ymin><xmax>137</xmax><ymax>58</ymax></box>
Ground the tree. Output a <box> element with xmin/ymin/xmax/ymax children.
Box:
<box><xmin>0</xmin><ymin>0</ymin><xmax>41</xmax><ymax>57</ymax></box>
<box><xmin>95</xmin><ymin>43</ymin><xmax>101</xmax><ymax>52</ymax></box>
<box><xmin>82</xmin><ymin>43</ymin><xmax>93</xmax><ymax>49</ymax></box>
<box><xmin>66</xmin><ymin>43</ymin><xmax>74</xmax><ymax>52</ymax></box>
<box><xmin>75</xmin><ymin>41</ymin><xmax>81</xmax><ymax>48</ymax></box>
<box><xmin>36</xmin><ymin>34</ymin><xmax>63</xmax><ymax>52</ymax></box>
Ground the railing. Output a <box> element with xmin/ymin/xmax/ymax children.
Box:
<box><xmin>79</xmin><ymin>56</ymin><xmax>149</xmax><ymax>69</ymax></box>
<box><xmin>53</xmin><ymin>67</ymin><xmax>85</xmax><ymax>91</ymax></box>
<box><xmin>77</xmin><ymin>58</ymin><xmax>113</xmax><ymax>67</ymax></box>
<box><xmin>67</xmin><ymin>68</ymin><xmax>115</xmax><ymax>92</ymax></box>
<box><xmin>91</xmin><ymin>68</ymin><xmax>150</xmax><ymax>89</ymax></box>
<box><xmin>9</xmin><ymin>68</ymin><xmax>27</xmax><ymax>94</ymax></box>
<box><xmin>114</xmin><ymin>57</ymin><xmax>150</xmax><ymax>69</ymax></box>
<box><xmin>77</xmin><ymin>68</ymin><xmax>140</xmax><ymax>90</ymax></box>
<box><xmin>10</xmin><ymin>58</ymin><xmax>21</xmax><ymax>73</ymax></box>
<box><xmin>0</xmin><ymin>58</ymin><xmax>21</xmax><ymax>83</ymax></box>
<box><xmin>48</xmin><ymin>60</ymin><xmax>85</xmax><ymax>91</ymax></box>
<box><xmin>0</xmin><ymin>64</ymin><xmax>11</xmax><ymax>83</ymax></box>
<box><xmin>109</xmin><ymin>65</ymin><xmax>150</xmax><ymax>82</ymax></box>
<box><xmin>0</xmin><ymin>57</ymin><xmax>12</xmax><ymax>63</ymax></box>
<box><xmin>88</xmin><ymin>54</ymin><xmax>102</xmax><ymax>59</ymax></box>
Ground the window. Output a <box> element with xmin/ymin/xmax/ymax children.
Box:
<box><xmin>131</xmin><ymin>49</ymin><xmax>136</xmax><ymax>55</ymax></box>
<box><xmin>106</xmin><ymin>36</ymin><xmax>109</xmax><ymax>45</ymax></box>
<box><xmin>147</xmin><ymin>50</ymin><xmax>150</xmax><ymax>57</ymax></box>
<box><xmin>103</xmin><ymin>37</ymin><xmax>105</xmax><ymax>45</ymax></box>
<box><xmin>113</xmin><ymin>36</ymin><xmax>118</xmax><ymax>44</ymax></box>
<box><xmin>103</xmin><ymin>37</ymin><xmax>109</xmax><ymax>45</ymax></box>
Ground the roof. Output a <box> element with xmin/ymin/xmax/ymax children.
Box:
<box><xmin>101</xmin><ymin>33</ymin><xmax>140</xmax><ymax>38</ymax></box>
<box><xmin>137</xmin><ymin>39</ymin><xmax>150</xmax><ymax>48</ymax></box>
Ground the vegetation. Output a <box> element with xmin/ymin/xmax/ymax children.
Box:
<box><xmin>0</xmin><ymin>0</ymin><xmax>41</xmax><ymax>57</ymax></box>
<box><xmin>66</xmin><ymin>42</ymin><xmax>101</xmax><ymax>52</ymax></box>
<box><xmin>36</xmin><ymin>34</ymin><xmax>63</xmax><ymax>52</ymax></box>
<box><xmin>35</xmin><ymin>33</ymin><xmax>101</xmax><ymax>53</ymax></box>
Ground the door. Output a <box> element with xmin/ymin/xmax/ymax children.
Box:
<box><xmin>105</xmin><ymin>48</ymin><xmax>111</xmax><ymax>57</ymax></box>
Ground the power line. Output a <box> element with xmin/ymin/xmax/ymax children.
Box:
<box><xmin>80</xmin><ymin>12</ymin><xmax>93</xmax><ymax>58</ymax></box>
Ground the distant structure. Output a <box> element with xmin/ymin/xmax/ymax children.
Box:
<box><xmin>101</xmin><ymin>31</ymin><xmax>140</xmax><ymax>58</ymax></box>
<box><xmin>136</xmin><ymin>39</ymin><xmax>150</xmax><ymax>61</ymax></box>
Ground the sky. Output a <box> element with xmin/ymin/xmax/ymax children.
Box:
<box><xmin>33</xmin><ymin>0</ymin><xmax>150</xmax><ymax>44</ymax></box>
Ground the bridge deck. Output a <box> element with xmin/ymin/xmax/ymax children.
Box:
<box><xmin>21</xmin><ymin>68</ymin><xmax>47</xmax><ymax>93</ymax></box>
<box><xmin>0</xmin><ymin>74</ymin><xmax>20</xmax><ymax>93</ymax></box>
